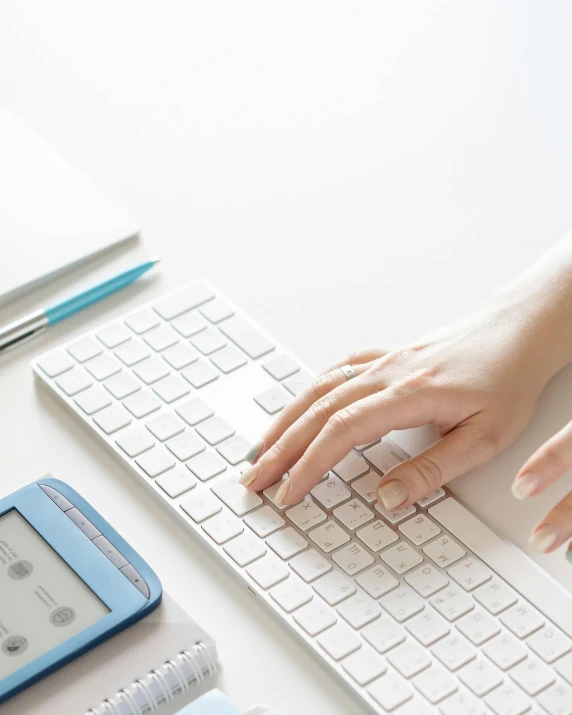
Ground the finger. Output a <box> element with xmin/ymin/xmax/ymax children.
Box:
<box><xmin>529</xmin><ymin>490</ymin><xmax>572</xmax><ymax>554</ymax></box>
<box><xmin>318</xmin><ymin>348</ymin><xmax>388</xmax><ymax>377</ymax></box>
<box><xmin>243</xmin><ymin>368</ymin><xmax>385</xmax><ymax>492</ymax></box>
<box><xmin>279</xmin><ymin>387</ymin><xmax>431</xmax><ymax>505</ymax></box>
<box><xmin>512</xmin><ymin>420</ymin><xmax>572</xmax><ymax>500</ymax></box>
<box><xmin>376</xmin><ymin>420</ymin><xmax>498</xmax><ymax>510</ymax></box>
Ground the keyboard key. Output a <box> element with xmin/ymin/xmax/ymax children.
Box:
<box><xmin>423</xmin><ymin>536</ymin><xmax>466</xmax><ymax>568</ymax></box>
<box><xmin>379</xmin><ymin>541</ymin><xmax>423</xmax><ymax>575</ymax></box>
<box><xmin>356</xmin><ymin>520</ymin><xmax>398</xmax><ymax>552</ymax></box>
<box><xmin>211</xmin><ymin>477</ymin><xmax>263</xmax><ymax>516</ymax></box>
<box><xmin>85</xmin><ymin>354</ymin><xmax>122</xmax><ymax>381</ymax></box>
<box><xmin>202</xmin><ymin>512</ymin><xmax>243</xmax><ymax>545</ymax></box>
<box><xmin>458</xmin><ymin>657</ymin><xmax>503</xmax><ymax>697</ymax></box>
<box><xmin>527</xmin><ymin>627</ymin><xmax>572</xmax><ymax>663</ymax></box>
<box><xmin>181</xmin><ymin>360</ymin><xmax>219</xmax><ymax>388</ymax></box>
<box><xmin>262</xmin><ymin>354</ymin><xmax>299</xmax><ymax>381</ymax></box>
<box><xmin>362</xmin><ymin>616</ymin><xmax>406</xmax><ymax>653</ymax></box>
<box><xmin>294</xmin><ymin>601</ymin><xmax>337</xmax><ymax>637</ymax></box>
<box><xmin>116</xmin><ymin>427</ymin><xmax>155</xmax><ymax>457</ymax></box>
<box><xmin>483</xmin><ymin>633</ymin><xmax>528</xmax><ymax>670</ymax></box>
<box><xmin>218</xmin><ymin>315</ymin><xmax>274</xmax><ymax>359</ymax></box>
<box><xmin>171</xmin><ymin>311</ymin><xmax>208</xmax><ymax>338</ymax></box>
<box><xmin>398</xmin><ymin>514</ymin><xmax>441</xmax><ymax>545</ymax></box>
<box><xmin>337</xmin><ymin>594</ymin><xmax>380</xmax><ymax>629</ymax></box>
<box><xmin>74</xmin><ymin>386</ymin><xmax>111</xmax><ymax>415</ymax></box>
<box><xmin>456</xmin><ymin>609</ymin><xmax>500</xmax><ymax>646</ymax></box>
<box><xmin>331</xmin><ymin>541</ymin><xmax>374</xmax><ymax>575</ymax></box>
<box><xmin>367</xmin><ymin>673</ymin><xmax>412</xmax><ymax>711</ymax></box>
<box><xmin>200</xmin><ymin>299</ymin><xmax>234</xmax><ymax>323</ymax></box>
<box><xmin>93</xmin><ymin>405</ymin><xmax>131</xmax><ymax>434</ymax></box>
<box><xmin>125</xmin><ymin>309</ymin><xmax>160</xmax><ymax>334</ymax></box>
<box><xmin>312</xmin><ymin>571</ymin><xmax>356</xmax><ymax>606</ymax></box>
<box><xmin>342</xmin><ymin>646</ymin><xmax>386</xmax><ymax>686</ymax></box>
<box><xmin>438</xmin><ymin>691</ymin><xmax>485</xmax><ymax>715</ymax></box>
<box><xmin>181</xmin><ymin>492</ymin><xmax>222</xmax><ymax>522</ymax></box>
<box><xmin>223</xmin><ymin>532</ymin><xmax>266</xmax><ymax>566</ymax></box>
<box><xmin>554</xmin><ymin>652</ymin><xmax>572</xmax><ymax>685</ymax></box>
<box><xmin>216</xmin><ymin>435</ymin><xmax>251</xmax><ymax>465</ymax></box>
<box><xmin>405</xmin><ymin>563</ymin><xmax>448</xmax><ymax>597</ymax></box>
<box><xmin>333</xmin><ymin>498</ymin><xmax>374</xmax><ymax>530</ymax></box>
<box><xmin>375</xmin><ymin>503</ymin><xmax>416</xmax><ymax>524</ymax></box>
<box><xmin>289</xmin><ymin>549</ymin><xmax>332</xmax><ymax>583</ymax></box>
<box><xmin>267</xmin><ymin>527</ymin><xmax>308</xmax><ymax>559</ymax></box>
<box><xmin>37</xmin><ymin>350</ymin><xmax>73</xmax><ymax>377</ymax></box>
<box><xmin>96</xmin><ymin>322</ymin><xmax>131</xmax><ymax>348</ymax></box>
<box><xmin>356</xmin><ymin>565</ymin><xmax>399</xmax><ymax>599</ymax></box>
<box><xmin>153</xmin><ymin>283</ymin><xmax>215</xmax><ymax>320</ymax></box>
<box><xmin>165</xmin><ymin>431</ymin><xmax>205</xmax><ymax>461</ymax></box>
<box><xmin>364</xmin><ymin>438</ymin><xmax>409</xmax><ymax>474</ymax></box>
<box><xmin>416</xmin><ymin>488</ymin><xmax>446</xmax><ymax>508</ymax></box>
<box><xmin>135</xmin><ymin>447</ymin><xmax>175</xmax><ymax>477</ymax></box>
<box><xmin>146</xmin><ymin>413</ymin><xmax>184</xmax><ymax>441</ymax></box>
<box><xmin>246</xmin><ymin>555</ymin><xmax>289</xmax><ymax>589</ymax></box>
<box><xmin>186</xmin><ymin>452</ymin><xmax>227</xmax><ymax>481</ymax></box>
<box><xmin>56</xmin><ymin>367</ymin><xmax>92</xmax><ymax>396</ymax></box>
<box><xmin>431</xmin><ymin>585</ymin><xmax>474</xmax><ymax>621</ymax></box>
<box><xmin>104</xmin><ymin>372</ymin><xmax>140</xmax><ymax>399</ymax></box>
<box><xmin>355</xmin><ymin>440</ymin><xmax>380</xmax><ymax>451</ymax></box>
<box><xmin>500</xmin><ymin>603</ymin><xmax>544</xmax><ymax>639</ymax></box>
<box><xmin>352</xmin><ymin>472</ymin><xmax>382</xmax><ymax>503</ymax></box>
<box><xmin>286</xmin><ymin>499</ymin><xmax>326</xmax><ymax>531</ymax></box>
<box><xmin>190</xmin><ymin>327</ymin><xmax>227</xmax><ymax>355</ymax></box>
<box><xmin>510</xmin><ymin>656</ymin><xmax>555</xmax><ymax>696</ymax></box>
<box><xmin>176</xmin><ymin>398</ymin><xmax>214</xmax><ymax>426</ymax></box>
<box><xmin>473</xmin><ymin>579</ymin><xmax>517</xmax><ymax>615</ymax></box>
<box><xmin>254</xmin><ymin>387</ymin><xmax>290</xmax><ymax>415</ymax></box>
<box><xmin>448</xmin><ymin>557</ymin><xmax>492</xmax><ymax>591</ymax></box>
<box><xmin>412</xmin><ymin>664</ymin><xmax>457</xmax><ymax>704</ymax></box>
<box><xmin>243</xmin><ymin>506</ymin><xmax>285</xmax><ymax>537</ymax></box>
<box><xmin>114</xmin><ymin>340</ymin><xmax>151</xmax><ymax>366</ymax></box>
<box><xmin>380</xmin><ymin>585</ymin><xmax>424</xmax><ymax>622</ymax></box>
<box><xmin>67</xmin><ymin>336</ymin><xmax>102</xmax><ymax>362</ymax></box>
<box><xmin>406</xmin><ymin>610</ymin><xmax>450</xmax><ymax>646</ymax></box>
<box><xmin>332</xmin><ymin>452</ymin><xmax>369</xmax><ymax>483</ymax></box>
<box><xmin>283</xmin><ymin>371</ymin><xmax>312</xmax><ymax>396</ymax></box>
<box><xmin>162</xmin><ymin>342</ymin><xmax>199</xmax><ymax>370</ymax></box>
<box><xmin>196</xmin><ymin>416</ymin><xmax>235</xmax><ymax>445</ymax></box>
<box><xmin>311</xmin><ymin>476</ymin><xmax>351</xmax><ymax>509</ymax></box>
<box><xmin>431</xmin><ymin>633</ymin><xmax>476</xmax><ymax>671</ymax></box>
<box><xmin>133</xmin><ymin>357</ymin><xmax>171</xmax><ymax>384</ymax></box>
<box><xmin>123</xmin><ymin>390</ymin><xmax>161</xmax><ymax>418</ymax></box>
<box><xmin>263</xmin><ymin>479</ymin><xmax>290</xmax><ymax>510</ymax></box>
<box><xmin>152</xmin><ymin>374</ymin><xmax>190</xmax><ymax>403</ymax></box>
<box><xmin>155</xmin><ymin>468</ymin><xmax>196</xmax><ymax>498</ymax></box>
<box><xmin>387</xmin><ymin>641</ymin><xmax>431</xmax><ymax>678</ymax></box>
<box><xmin>269</xmin><ymin>578</ymin><xmax>312</xmax><ymax>613</ymax></box>
<box><xmin>210</xmin><ymin>345</ymin><xmax>247</xmax><ymax>374</ymax></box>
<box><xmin>484</xmin><ymin>683</ymin><xmax>532</xmax><ymax>715</ymax></box>
<box><xmin>536</xmin><ymin>682</ymin><xmax>572</xmax><ymax>715</ymax></box>
<box><xmin>317</xmin><ymin>623</ymin><xmax>361</xmax><ymax>661</ymax></box>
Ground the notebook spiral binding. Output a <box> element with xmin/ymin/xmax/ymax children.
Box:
<box><xmin>85</xmin><ymin>641</ymin><xmax>218</xmax><ymax>715</ymax></box>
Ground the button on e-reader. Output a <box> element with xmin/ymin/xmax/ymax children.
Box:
<box><xmin>66</xmin><ymin>508</ymin><xmax>101</xmax><ymax>540</ymax></box>
<box><xmin>92</xmin><ymin>535</ymin><xmax>128</xmax><ymax>569</ymax></box>
<box><xmin>39</xmin><ymin>484</ymin><xmax>74</xmax><ymax>512</ymax></box>
<box><xmin>120</xmin><ymin>564</ymin><xmax>150</xmax><ymax>599</ymax></box>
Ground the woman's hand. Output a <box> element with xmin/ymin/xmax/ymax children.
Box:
<box><xmin>239</xmin><ymin>303</ymin><xmax>556</xmax><ymax>510</ymax></box>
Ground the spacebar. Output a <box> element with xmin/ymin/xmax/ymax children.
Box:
<box><xmin>429</xmin><ymin>498</ymin><xmax>572</xmax><ymax>637</ymax></box>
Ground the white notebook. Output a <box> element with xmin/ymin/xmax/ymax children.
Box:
<box><xmin>2</xmin><ymin>594</ymin><xmax>219</xmax><ymax>715</ymax></box>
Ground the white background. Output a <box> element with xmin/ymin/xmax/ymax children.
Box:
<box><xmin>1</xmin><ymin>1</ymin><xmax>572</xmax><ymax>713</ymax></box>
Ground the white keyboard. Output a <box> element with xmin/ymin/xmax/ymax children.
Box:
<box><xmin>33</xmin><ymin>281</ymin><xmax>572</xmax><ymax>715</ymax></box>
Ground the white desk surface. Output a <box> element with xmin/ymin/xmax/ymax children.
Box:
<box><xmin>2</xmin><ymin>2</ymin><xmax>572</xmax><ymax>713</ymax></box>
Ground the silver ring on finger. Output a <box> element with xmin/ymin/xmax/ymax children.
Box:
<box><xmin>339</xmin><ymin>364</ymin><xmax>356</xmax><ymax>381</ymax></box>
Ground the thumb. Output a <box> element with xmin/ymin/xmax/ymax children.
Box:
<box><xmin>376</xmin><ymin>422</ymin><xmax>496</xmax><ymax>510</ymax></box>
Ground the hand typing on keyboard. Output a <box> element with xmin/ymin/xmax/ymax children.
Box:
<box><xmin>240</xmin><ymin>235</ymin><xmax>572</xmax><ymax>553</ymax></box>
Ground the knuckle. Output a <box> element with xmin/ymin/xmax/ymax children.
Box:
<box><xmin>311</xmin><ymin>372</ymin><xmax>338</xmax><ymax>399</ymax></box>
<box><xmin>409</xmin><ymin>454</ymin><xmax>443</xmax><ymax>492</ymax></box>
<box><xmin>327</xmin><ymin>407</ymin><xmax>354</xmax><ymax>437</ymax></box>
<box><xmin>311</xmin><ymin>394</ymin><xmax>335</xmax><ymax>423</ymax></box>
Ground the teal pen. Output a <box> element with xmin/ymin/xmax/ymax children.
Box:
<box><xmin>0</xmin><ymin>258</ymin><xmax>160</xmax><ymax>353</ymax></box>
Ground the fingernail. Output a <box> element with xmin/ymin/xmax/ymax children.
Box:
<box><xmin>275</xmin><ymin>479</ymin><xmax>290</xmax><ymax>506</ymax></box>
<box><xmin>238</xmin><ymin>463</ymin><xmax>260</xmax><ymax>488</ymax></box>
<box><xmin>378</xmin><ymin>480</ymin><xmax>408</xmax><ymax>510</ymax></box>
<box><xmin>245</xmin><ymin>438</ymin><xmax>264</xmax><ymax>464</ymax></box>
<box><xmin>529</xmin><ymin>525</ymin><xmax>558</xmax><ymax>553</ymax></box>
<box><xmin>512</xmin><ymin>472</ymin><xmax>541</xmax><ymax>500</ymax></box>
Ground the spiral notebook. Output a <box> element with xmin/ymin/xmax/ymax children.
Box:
<box><xmin>2</xmin><ymin>594</ymin><xmax>219</xmax><ymax>715</ymax></box>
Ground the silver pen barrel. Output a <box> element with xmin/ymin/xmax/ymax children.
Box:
<box><xmin>0</xmin><ymin>310</ymin><xmax>49</xmax><ymax>352</ymax></box>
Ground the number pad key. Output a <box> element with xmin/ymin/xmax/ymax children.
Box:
<box><xmin>311</xmin><ymin>477</ymin><xmax>351</xmax><ymax>509</ymax></box>
<box><xmin>289</xmin><ymin>549</ymin><xmax>332</xmax><ymax>583</ymax></box>
<box><xmin>308</xmin><ymin>520</ymin><xmax>350</xmax><ymax>553</ymax></box>
<box><xmin>331</xmin><ymin>542</ymin><xmax>374</xmax><ymax>575</ymax></box>
<box><xmin>423</xmin><ymin>536</ymin><xmax>466</xmax><ymax>567</ymax></box>
<box><xmin>398</xmin><ymin>514</ymin><xmax>441</xmax><ymax>545</ymax></box>
<box><xmin>266</xmin><ymin>527</ymin><xmax>308</xmax><ymax>559</ymax></box>
<box><xmin>286</xmin><ymin>499</ymin><xmax>326</xmax><ymax>531</ymax></box>
<box><xmin>379</xmin><ymin>541</ymin><xmax>423</xmax><ymax>575</ymax></box>
<box><xmin>312</xmin><ymin>571</ymin><xmax>356</xmax><ymax>606</ymax></box>
<box><xmin>333</xmin><ymin>498</ymin><xmax>374</xmax><ymax>530</ymax></box>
